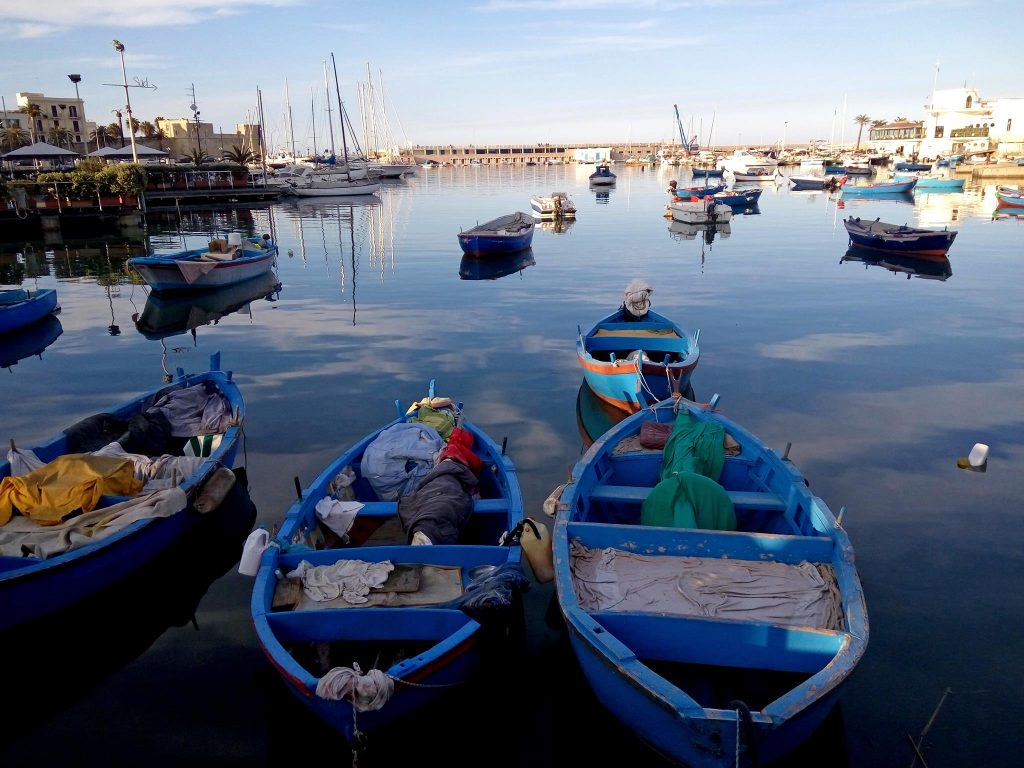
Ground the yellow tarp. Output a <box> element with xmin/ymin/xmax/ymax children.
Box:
<box><xmin>0</xmin><ymin>454</ymin><xmax>143</xmax><ymax>526</ymax></box>
<box><xmin>593</xmin><ymin>328</ymin><xmax>680</xmax><ymax>338</ymax></box>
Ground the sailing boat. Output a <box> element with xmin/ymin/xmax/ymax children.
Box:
<box><xmin>287</xmin><ymin>54</ymin><xmax>381</xmax><ymax>198</ymax></box>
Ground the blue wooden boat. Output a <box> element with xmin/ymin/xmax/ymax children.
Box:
<box><xmin>893</xmin><ymin>173</ymin><xmax>965</xmax><ymax>191</ymax></box>
<box><xmin>459</xmin><ymin>249</ymin><xmax>535</xmax><ymax>280</ymax></box>
<box><xmin>840</xmin><ymin>178</ymin><xmax>916</xmax><ymax>197</ymax></box>
<box><xmin>995</xmin><ymin>185</ymin><xmax>1024</xmax><ymax>209</ymax></box>
<box><xmin>550</xmin><ymin>396</ymin><xmax>868</xmax><ymax>768</ymax></box>
<box><xmin>457</xmin><ymin>211</ymin><xmax>535</xmax><ymax>256</ymax></box>
<box><xmin>894</xmin><ymin>161</ymin><xmax>932</xmax><ymax>171</ymax></box>
<box><xmin>589</xmin><ymin>164</ymin><xmax>617</xmax><ymax>185</ymax></box>
<box><xmin>127</xmin><ymin>234</ymin><xmax>278</xmax><ymax>293</ymax></box>
<box><xmin>669</xmin><ymin>184</ymin><xmax>725</xmax><ymax>198</ymax></box>
<box><xmin>844</xmin><ymin>216</ymin><xmax>957</xmax><ymax>256</ymax></box>
<box><xmin>0</xmin><ymin>315</ymin><xmax>62</xmax><ymax>371</ymax></box>
<box><xmin>0</xmin><ymin>353</ymin><xmax>244</xmax><ymax>632</ymax></box>
<box><xmin>0</xmin><ymin>288</ymin><xmax>59</xmax><ymax>334</ymax></box>
<box><xmin>577</xmin><ymin>291</ymin><xmax>699</xmax><ymax>413</ymax></box>
<box><xmin>250</xmin><ymin>380</ymin><xmax>527</xmax><ymax>748</ymax></box>
<box><xmin>690</xmin><ymin>166</ymin><xmax>724</xmax><ymax>179</ymax></box>
<box><xmin>712</xmin><ymin>188</ymin><xmax>763</xmax><ymax>206</ymax></box>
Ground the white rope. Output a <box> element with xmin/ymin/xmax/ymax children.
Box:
<box><xmin>317</xmin><ymin>663</ymin><xmax>394</xmax><ymax>711</ymax></box>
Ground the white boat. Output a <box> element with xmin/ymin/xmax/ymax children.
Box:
<box><xmin>718</xmin><ymin>149</ymin><xmax>778</xmax><ymax>180</ymax></box>
<box><xmin>529</xmin><ymin>192</ymin><xmax>576</xmax><ymax>219</ymax></box>
<box><xmin>668</xmin><ymin>197</ymin><xmax>733</xmax><ymax>224</ymax></box>
<box><xmin>286</xmin><ymin>165</ymin><xmax>381</xmax><ymax>197</ymax></box>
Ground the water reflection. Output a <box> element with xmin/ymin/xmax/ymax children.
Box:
<box><xmin>537</xmin><ymin>218</ymin><xmax>575</xmax><ymax>235</ymax></box>
<box><xmin>668</xmin><ymin>219</ymin><xmax>731</xmax><ymax>243</ymax></box>
<box><xmin>840</xmin><ymin>246</ymin><xmax>953</xmax><ymax>282</ymax></box>
<box><xmin>0</xmin><ymin>314</ymin><xmax>63</xmax><ymax>370</ymax></box>
<box><xmin>837</xmin><ymin>192</ymin><xmax>915</xmax><ymax>208</ymax></box>
<box><xmin>133</xmin><ymin>271</ymin><xmax>282</xmax><ymax>341</ymax></box>
<box><xmin>593</xmin><ymin>188</ymin><xmax>611</xmax><ymax>204</ymax></box>
<box><xmin>459</xmin><ymin>249</ymin><xmax>536</xmax><ymax>281</ymax></box>
<box><xmin>576</xmin><ymin>379</ymin><xmax>631</xmax><ymax>448</ymax></box>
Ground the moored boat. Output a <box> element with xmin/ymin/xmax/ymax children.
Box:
<box><xmin>529</xmin><ymin>192</ymin><xmax>576</xmax><ymax>219</ymax></box>
<box><xmin>457</xmin><ymin>211</ymin><xmax>535</xmax><ymax>256</ymax></box>
<box><xmin>892</xmin><ymin>173</ymin><xmax>965</xmax><ymax>191</ymax></box>
<box><xmin>128</xmin><ymin>234</ymin><xmax>278</xmax><ymax>293</ymax></box>
<box><xmin>668</xmin><ymin>196</ymin><xmax>734</xmax><ymax>224</ymax></box>
<box><xmin>840</xmin><ymin>178</ymin><xmax>917</xmax><ymax>197</ymax></box>
<box><xmin>576</xmin><ymin>281</ymin><xmax>699</xmax><ymax>413</ymax></box>
<box><xmin>589</xmin><ymin>164</ymin><xmax>617</xmax><ymax>185</ymax></box>
<box><xmin>995</xmin><ymin>185</ymin><xmax>1024</xmax><ymax>208</ymax></box>
<box><xmin>843</xmin><ymin>216</ymin><xmax>957</xmax><ymax>256</ymax></box>
<box><xmin>249</xmin><ymin>380</ymin><xmax>529</xmax><ymax>748</ymax></box>
<box><xmin>549</xmin><ymin>395</ymin><xmax>868</xmax><ymax>768</ymax></box>
<box><xmin>0</xmin><ymin>353</ymin><xmax>244</xmax><ymax>632</ymax></box>
<box><xmin>0</xmin><ymin>288</ymin><xmax>59</xmax><ymax>335</ymax></box>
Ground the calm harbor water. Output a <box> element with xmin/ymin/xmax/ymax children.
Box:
<box><xmin>2</xmin><ymin>164</ymin><xmax>1023</xmax><ymax>767</ymax></box>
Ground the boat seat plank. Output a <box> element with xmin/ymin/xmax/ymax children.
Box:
<box><xmin>584</xmin><ymin>336</ymin><xmax>691</xmax><ymax>354</ymax></box>
<box><xmin>565</xmin><ymin>520</ymin><xmax>834</xmax><ymax>563</ymax></box>
<box><xmin>589</xmin><ymin>483</ymin><xmax>787</xmax><ymax>511</ymax></box>
<box><xmin>355</xmin><ymin>498</ymin><xmax>509</xmax><ymax>517</ymax></box>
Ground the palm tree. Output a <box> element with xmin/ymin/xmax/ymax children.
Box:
<box><xmin>894</xmin><ymin>116</ymin><xmax>908</xmax><ymax>122</ymax></box>
<box><xmin>18</xmin><ymin>102</ymin><xmax>42</xmax><ymax>143</ymax></box>
<box><xmin>871</xmin><ymin>119</ymin><xmax>886</xmax><ymax>128</ymax></box>
<box><xmin>89</xmin><ymin>127</ymin><xmax>108</xmax><ymax>150</ymax></box>
<box><xmin>47</xmin><ymin>126</ymin><xmax>72</xmax><ymax>148</ymax></box>
<box><xmin>1</xmin><ymin>125</ymin><xmax>30</xmax><ymax>151</ymax></box>
<box><xmin>183</xmin><ymin>149</ymin><xmax>207</xmax><ymax>166</ymax></box>
<box><xmin>854</xmin><ymin>114</ymin><xmax>871</xmax><ymax>150</ymax></box>
<box><xmin>127</xmin><ymin>117</ymin><xmax>140</xmax><ymax>137</ymax></box>
<box><xmin>223</xmin><ymin>144</ymin><xmax>256</xmax><ymax>165</ymax></box>
<box><xmin>138</xmin><ymin>121</ymin><xmax>156</xmax><ymax>139</ymax></box>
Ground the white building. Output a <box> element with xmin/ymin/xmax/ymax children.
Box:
<box><xmin>573</xmin><ymin>147</ymin><xmax>611</xmax><ymax>164</ymax></box>
<box><xmin>870</xmin><ymin>87</ymin><xmax>1024</xmax><ymax>160</ymax></box>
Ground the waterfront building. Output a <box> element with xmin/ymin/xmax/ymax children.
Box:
<box><xmin>14</xmin><ymin>92</ymin><xmax>92</xmax><ymax>154</ymax></box>
<box><xmin>154</xmin><ymin>118</ymin><xmax>263</xmax><ymax>161</ymax></box>
<box><xmin>869</xmin><ymin>87</ymin><xmax>1024</xmax><ymax>160</ymax></box>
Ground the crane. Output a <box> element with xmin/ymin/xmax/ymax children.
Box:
<box><xmin>673</xmin><ymin>104</ymin><xmax>699</xmax><ymax>156</ymax></box>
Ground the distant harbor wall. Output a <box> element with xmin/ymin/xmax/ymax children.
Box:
<box><xmin>400</xmin><ymin>142</ymin><xmax>779</xmax><ymax>165</ymax></box>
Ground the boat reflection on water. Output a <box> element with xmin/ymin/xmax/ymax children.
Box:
<box><xmin>730</xmin><ymin>203</ymin><xmax>761</xmax><ymax>216</ymax></box>
<box><xmin>836</xmin><ymin>192</ymin><xmax>915</xmax><ymax>209</ymax></box>
<box><xmin>576</xmin><ymin>379</ymin><xmax>632</xmax><ymax>448</ymax></box>
<box><xmin>133</xmin><ymin>271</ymin><xmax>282</xmax><ymax>341</ymax></box>
<box><xmin>668</xmin><ymin>219</ymin><xmax>731</xmax><ymax>244</ymax></box>
<box><xmin>459</xmin><ymin>248</ymin><xmax>535</xmax><ymax>281</ymax></box>
<box><xmin>0</xmin><ymin>314</ymin><xmax>63</xmax><ymax>370</ymax></box>
<box><xmin>593</xmin><ymin>187</ymin><xmax>611</xmax><ymax>204</ymax></box>
<box><xmin>537</xmin><ymin>218</ymin><xmax>575</xmax><ymax>235</ymax></box>
<box><xmin>841</xmin><ymin>246</ymin><xmax>953</xmax><ymax>282</ymax></box>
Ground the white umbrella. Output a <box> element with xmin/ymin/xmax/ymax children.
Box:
<box><xmin>103</xmin><ymin>144</ymin><xmax>168</xmax><ymax>158</ymax></box>
<box><xmin>1</xmin><ymin>141</ymin><xmax>79</xmax><ymax>159</ymax></box>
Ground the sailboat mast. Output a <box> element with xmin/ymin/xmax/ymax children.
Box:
<box><xmin>367</xmin><ymin>63</ymin><xmax>379</xmax><ymax>159</ymax></box>
<box><xmin>285</xmin><ymin>79</ymin><xmax>297</xmax><ymax>159</ymax></box>
<box><xmin>310</xmin><ymin>91</ymin><xmax>318</xmax><ymax>164</ymax></box>
<box><xmin>323</xmin><ymin>60</ymin><xmax>336</xmax><ymax>160</ymax></box>
<box><xmin>256</xmin><ymin>86</ymin><xmax>268</xmax><ymax>181</ymax></box>
<box><xmin>330</xmin><ymin>52</ymin><xmax>351</xmax><ymax>180</ymax></box>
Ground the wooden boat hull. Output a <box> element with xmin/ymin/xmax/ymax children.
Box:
<box><xmin>129</xmin><ymin>239</ymin><xmax>278</xmax><ymax>293</ymax></box>
<box><xmin>552</xmin><ymin>399</ymin><xmax>868</xmax><ymax>767</ymax></box>
<box><xmin>669</xmin><ymin>200</ymin><xmax>733</xmax><ymax>225</ymax></box>
<box><xmin>712</xmin><ymin>189</ymin><xmax>762</xmax><ymax>206</ymax></box>
<box><xmin>0</xmin><ymin>288</ymin><xmax>59</xmax><ymax>334</ymax></box>
<box><xmin>894</xmin><ymin>162</ymin><xmax>931</xmax><ymax>171</ymax></box>
<box><xmin>289</xmin><ymin>182</ymin><xmax>382</xmax><ymax>197</ymax></box>
<box><xmin>250</xmin><ymin>385</ymin><xmax>525</xmax><ymax>745</ymax></box>
<box><xmin>995</xmin><ymin>186</ymin><xmax>1024</xmax><ymax>208</ymax></box>
<box><xmin>841</xmin><ymin>179</ymin><xmax>917</xmax><ymax>196</ymax></box>
<box><xmin>844</xmin><ymin>216</ymin><xmax>957</xmax><ymax>256</ymax></box>
<box><xmin>0</xmin><ymin>356</ymin><xmax>244</xmax><ymax>632</ymax></box>
<box><xmin>458</xmin><ymin>212</ymin><xmax>535</xmax><ymax>256</ymax></box>
<box><xmin>690</xmin><ymin>167</ymin><xmax>724</xmax><ymax>178</ymax></box>
<box><xmin>576</xmin><ymin>308</ymin><xmax>699</xmax><ymax>412</ymax></box>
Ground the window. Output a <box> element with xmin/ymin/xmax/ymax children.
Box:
<box><xmin>50</xmin><ymin>105</ymin><xmax>58</xmax><ymax>117</ymax></box>
<box><xmin>69</xmin><ymin>106</ymin><xmax>78</xmax><ymax>117</ymax></box>
<box><xmin>966</xmin><ymin>96</ymin><xmax>972</xmax><ymax>108</ymax></box>
<box><xmin>425</xmin><ymin>149</ymin><xmax>435</xmax><ymax>155</ymax></box>
<box><xmin>73</xmin><ymin>121</ymin><xmax>80</xmax><ymax>132</ymax></box>
<box><xmin>934</xmin><ymin>126</ymin><xmax>944</xmax><ymax>139</ymax></box>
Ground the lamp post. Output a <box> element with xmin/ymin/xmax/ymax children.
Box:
<box><xmin>67</xmin><ymin>74</ymin><xmax>82</xmax><ymax>151</ymax></box>
<box><xmin>112</xmin><ymin>40</ymin><xmax>139</xmax><ymax>163</ymax></box>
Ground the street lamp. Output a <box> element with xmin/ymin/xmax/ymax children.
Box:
<box><xmin>112</xmin><ymin>40</ymin><xmax>139</xmax><ymax>163</ymax></box>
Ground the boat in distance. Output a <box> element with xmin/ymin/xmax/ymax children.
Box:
<box><xmin>576</xmin><ymin>282</ymin><xmax>699</xmax><ymax>413</ymax></box>
<box><xmin>529</xmin><ymin>192</ymin><xmax>576</xmax><ymax>219</ymax></box>
<box><xmin>843</xmin><ymin>216</ymin><xmax>957</xmax><ymax>256</ymax></box>
<box><xmin>839</xmin><ymin>178</ymin><xmax>917</xmax><ymax>197</ymax></box>
<box><xmin>0</xmin><ymin>353</ymin><xmax>244</xmax><ymax>632</ymax></box>
<box><xmin>589</xmin><ymin>164</ymin><xmax>617</xmax><ymax>185</ymax></box>
<box><xmin>995</xmin><ymin>185</ymin><xmax>1024</xmax><ymax>208</ymax></box>
<box><xmin>457</xmin><ymin>211</ymin><xmax>535</xmax><ymax>256</ymax></box>
<box><xmin>550</xmin><ymin>395</ymin><xmax>868</xmax><ymax>768</ymax></box>
<box><xmin>249</xmin><ymin>380</ymin><xmax>527</xmax><ymax>747</ymax></box>
<box><xmin>128</xmin><ymin>235</ymin><xmax>278</xmax><ymax>293</ymax></box>
<box><xmin>0</xmin><ymin>288</ymin><xmax>59</xmax><ymax>335</ymax></box>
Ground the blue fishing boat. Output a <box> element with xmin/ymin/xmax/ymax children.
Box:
<box><xmin>690</xmin><ymin>166</ymin><xmax>724</xmax><ymax>179</ymax></box>
<box><xmin>892</xmin><ymin>173</ymin><xmax>966</xmax><ymax>191</ymax></box>
<box><xmin>128</xmin><ymin>234</ymin><xmax>278</xmax><ymax>293</ymax></box>
<box><xmin>0</xmin><ymin>315</ymin><xmax>62</xmax><ymax>371</ymax></box>
<box><xmin>844</xmin><ymin>216</ymin><xmax>957</xmax><ymax>256</ymax></box>
<box><xmin>840</xmin><ymin>178</ymin><xmax>917</xmax><ymax>197</ymax></box>
<box><xmin>550</xmin><ymin>395</ymin><xmax>868</xmax><ymax>768</ymax></box>
<box><xmin>249</xmin><ymin>380</ymin><xmax>529</xmax><ymax>749</ymax></box>
<box><xmin>457</xmin><ymin>211</ymin><xmax>535</xmax><ymax>256</ymax></box>
<box><xmin>995</xmin><ymin>185</ymin><xmax>1024</xmax><ymax>209</ymax></box>
<box><xmin>0</xmin><ymin>353</ymin><xmax>244</xmax><ymax>632</ymax></box>
<box><xmin>589</xmin><ymin>164</ymin><xmax>617</xmax><ymax>185</ymax></box>
<box><xmin>576</xmin><ymin>282</ymin><xmax>699</xmax><ymax>413</ymax></box>
<box><xmin>0</xmin><ymin>288</ymin><xmax>59</xmax><ymax>334</ymax></box>
<box><xmin>894</xmin><ymin>161</ymin><xmax>932</xmax><ymax>171</ymax></box>
<box><xmin>712</xmin><ymin>188</ymin><xmax>763</xmax><ymax>206</ymax></box>
<box><xmin>668</xmin><ymin>183</ymin><xmax>725</xmax><ymax>198</ymax></box>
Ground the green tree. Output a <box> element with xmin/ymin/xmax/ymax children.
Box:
<box><xmin>183</xmin><ymin>149</ymin><xmax>208</xmax><ymax>166</ymax></box>
<box><xmin>223</xmin><ymin>144</ymin><xmax>256</xmax><ymax>165</ymax></box>
<box><xmin>106</xmin><ymin>122</ymin><xmax>124</xmax><ymax>147</ymax></box>
<box><xmin>854</xmin><ymin>114</ymin><xmax>871</xmax><ymax>150</ymax></box>
<box><xmin>89</xmin><ymin>127</ymin><xmax>108</xmax><ymax>150</ymax></box>
<box><xmin>47</xmin><ymin>126</ymin><xmax>72</xmax><ymax>148</ymax></box>
<box><xmin>138</xmin><ymin>120</ymin><xmax>156</xmax><ymax>139</ymax></box>
<box><xmin>1</xmin><ymin>124</ymin><xmax>30</xmax><ymax>151</ymax></box>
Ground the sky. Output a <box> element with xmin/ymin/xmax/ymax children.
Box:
<box><xmin>1</xmin><ymin>0</ymin><xmax>1019</xmax><ymax>153</ymax></box>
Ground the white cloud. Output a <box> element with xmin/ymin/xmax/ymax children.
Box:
<box><xmin>757</xmin><ymin>332</ymin><xmax>898</xmax><ymax>362</ymax></box>
<box><xmin>14</xmin><ymin>22</ymin><xmax>59</xmax><ymax>38</ymax></box>
<box><xmin>0</xmin><ymin>0</ymin><xmax>301</xmax><ymax>31</ymax></box>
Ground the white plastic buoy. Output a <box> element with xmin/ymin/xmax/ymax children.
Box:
<box><xmin>238</xmin><ymin>528</ymin><xmax>270</xmax><ymax>576</ymax></box>
<box><xmin>968</xmin><ymin>443</ymin><xmax>989</xmax><ymax>467</ymax></box>
<box><xmin>227</xmin><ymin>232</ymin><xmax>243</xmax><ymax>247</ymax></box>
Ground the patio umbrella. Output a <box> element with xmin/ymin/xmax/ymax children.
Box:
<box><xmin>0</xmin><ymin>141</ymin><xmax>79</xmax><ymax>160</ymax></box>
<box><xmin>87</xmin><ymin>146</ymin><xmax>118</xmax><ymax>157</ymax></box>
<box><xmin>103</xmin><ymin>144</ymin><xmax>168</xmax><ymax>159</ymax></box>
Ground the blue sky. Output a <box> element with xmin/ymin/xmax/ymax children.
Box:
<box><xmin>1</xmin><ymin>0</ymin><xmax>1019</xmax><ymax>152</ymax></box>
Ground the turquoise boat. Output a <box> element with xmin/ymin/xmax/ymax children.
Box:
<box><xmin>893</xmin><ymin>173</ymin><xmax>965</xmax><ymax>191</ymax></box>
<box><xmin>551</xmin><ymin>396</ymin><xmax>869</xmax><ymax>768</ymax></box>
<box><xmin>0</xmin><ymin>288</ymin><xmax>59</xmax><ymax>334</ymax></box>
<box><xmin>840</xmin><ymin>178</ymin><xmax>917</xmax><ymax>196</ymax></box>
<box><xmin>250</xmin><ymin>380</ymin><xmax>528</xmax><ymax>749</ymax></box>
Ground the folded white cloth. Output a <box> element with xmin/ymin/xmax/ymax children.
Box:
<box><xmin>314</xmin><ymin>497</ymin><xmax>363</xmax><ymax>538</ymax></box>
<box><xmin>286</xmin><ymin>559</ymin><xmax>394</xmax><ymax>604</ymax></box>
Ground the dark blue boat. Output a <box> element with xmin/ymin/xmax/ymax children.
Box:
<box><xmin>712</xmin><ymin>188</ymin><xmax>763</xmax><ymax>206</ymax></box>
<box><xmin>457</xmin><ymin>211</ymin><xmax>535</xmax><ymax>256</ymax></box>
<box><xmin>668</xmin><ymin>183</ymin><xmax>725</xmax><ymax>197</ymax></box>
<box><xmin>844</xmin><ymin>216</ymin><xmax>957</xmax><ymax>256</ymax></box>
<box><xmin>589</xmin><ymin>164</ymin><xmax>617</xmax><ymax>185</ymax></box>
<box><xmin>894</xmin><ymin>161</ymin><xmax>932</xmax><ymax>171</ymax></box>
<box><xmin>0</xmin><ymin>288</ymin><xmax>59</xmax><ymax>334</ymax></box>
<box><xmin>551</xmin><ymin>396</ymin><xmax>868</xmax><ymax>767</ymax></box>
<box><xmin>0</xmin><ymin>353</ymin><xmax>245</xmax><ymax>632</ymax></box>
<box><xmin>690</xmin><ymin>166</ymin><xmax>724</xmax><ymax>178</ymax></box>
